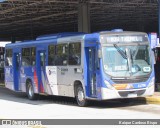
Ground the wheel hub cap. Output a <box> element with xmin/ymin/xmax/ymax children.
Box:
<box><xmin>78</xmin><ymin>90</ymin><xmax>84</xmax><ymax>102</ymax></box>
<box><xmin>29</xmin><ymin>85</ymin><xmax>33</xmax><ymax>97</ymax></box>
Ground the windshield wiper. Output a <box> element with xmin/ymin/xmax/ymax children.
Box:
<box><xmin>113</xmin><ymin>44</ymin><xmax>127</xmax><ymax>59</ymax></box>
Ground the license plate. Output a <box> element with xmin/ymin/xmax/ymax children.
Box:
<box><xmin>128</xmin><ymin>93</ymin><xmax>137</xmax><ymax>98</ymax></box>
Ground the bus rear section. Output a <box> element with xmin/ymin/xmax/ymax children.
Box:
<box><xmin>5</xmin><ymin>43</ymin><xmax>51</xmax><ymax>99</ymax></box>
<box><xmin>4</xmin><ymin>33</ymin><xmax>88</xmax><ymax>106</ymax></box>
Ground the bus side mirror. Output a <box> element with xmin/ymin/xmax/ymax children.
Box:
<box><xmin>152</xmin><ymin>49</ymin><xmax>156</xmax><ymax>64</ymax></box>
<box><xmin>97</xmin><ymin>49</ymin><xmax>101</xmax><ymax>70</ymax></box>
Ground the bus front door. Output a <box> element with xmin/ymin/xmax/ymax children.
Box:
<box><xmin>37</xmin><ymin>51</ymin><xmax>46</xmax><ymax>93</ymax></box>
<box><xmin>13</xmin><ymin>53</ymin><xmax>20</xmax><ymax>91</ymax></box>
<box><xmin>86</xmin><ymin>47</ymin><xmax>97</xmax><ymax>97</ymax></box>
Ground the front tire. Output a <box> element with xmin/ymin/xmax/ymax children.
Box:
<box><xmin>26</xmin><ymin>81</ymin><xmax>37</xmax><ymax>100</ymax></box>
<box><xmin>75</xmin><ymin>86</ymin><xmax>88</xmax><ymax>107</ymax></box>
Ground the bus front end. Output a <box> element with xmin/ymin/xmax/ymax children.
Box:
<box><xmin>99</xmin><ymin>32</ymin><xmax>154</xmax><ymax>100</ymax></box>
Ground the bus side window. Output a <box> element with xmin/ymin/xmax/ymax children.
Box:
<box><xmin>5</xmin><ymin>58</ymin><xmax>9</xmax><ymax>66</ymax></box>
<box><xmin>5</xmin><ymin>49</ymin><xmax>13</xmax><ymax>66</ymax></box>
<box><xmin>22</xmin><ymin>47</ymin><xmax>36</xmax><ymax>66</ymax></box>
<box><xmin>55</xmin><ymin>44</ymin><xmax>68</xmax><ymax>66</ymax></box>
<box><xmin>48</xmin><ymin>45</ymin><xmax>55</xmax><ymax>66</ymax></box>
<box><xmin>69</xmin><ymin>43</ymin><xmax>81</xmax><ymax>65</ymax></box>
<box><xmin>31</xmin><ymin>47</ymin><xmax>36</xmax><ymax>66</ymax></box>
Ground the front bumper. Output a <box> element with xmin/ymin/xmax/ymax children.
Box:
<box><xmin>101</xmin><ymin>85</ymin><xmax>154</xmax><ymax>100</ymax></box>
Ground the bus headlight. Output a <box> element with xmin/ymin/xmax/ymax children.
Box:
<box><xmin>104</xmin><ymin>80</ymin><xmax>114</xmax><ymax>90</ymax></box>
<box><xmin>148</xmin><ymin>77</ymin><xmax>155</xmax><ymax>87</ymax></box>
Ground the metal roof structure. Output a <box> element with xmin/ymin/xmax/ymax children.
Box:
<box><xmin>0</xmin><ymin>0</ymin><xmax>159</xmax><ymax>40</ymax></box>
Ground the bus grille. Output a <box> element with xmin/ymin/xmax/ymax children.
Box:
<box><xmin>118</xmin><ymin>90</ymin><xmax>146</xmax><ymax>97</ymax></box>
<box><xmin>112</xmin><ymin>78</ymin><xmax>148</xmax><ymax>84</ymax></box>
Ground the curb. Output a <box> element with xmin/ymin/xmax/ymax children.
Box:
<box><xmin>137</xmin><ymin>96</ymin><xmax>160</xmax><ymax>104</ymax></box>
<box><xmin>145</xmin><ymin>96</ymin><xmax>160</xmax><ymax>104</ymax></box>
<box><xmin>0</xmin><ymin>84</ymin><xmax>5</xmax><ymax>87</ymax></box>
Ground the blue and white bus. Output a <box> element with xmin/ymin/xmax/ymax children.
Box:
<box><xmin>5</xmin><ymin>30</ymin><xmax>154</xmax><ymax>106</ymax></box>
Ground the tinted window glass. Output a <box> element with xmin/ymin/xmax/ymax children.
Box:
<box><xmin>55</xmin><ymin>44</ymin><xmax>68</xmax><ymax>66</ymax></box>
<box><xmin>5</xmin><ymin>49</ymin><xmax>13</xmax><ymax>66</ymax></box>
<box><xmin>22</xmin><ymin>47</ymin><xmax>36</xmax><ymax>66</ymax></box>
<box><xmin>48</xmin><ymin>45</ymin><xmax>55</xmax><ymax>66</ymax></box>
<box><xmin>69</xmin><ymin>43</ymin><xmax>81</xmax><ymax>65</ymax></box>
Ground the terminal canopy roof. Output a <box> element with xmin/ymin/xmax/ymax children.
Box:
<box><xmin>0</xmin><ymin>0</ymin><xmax>158</xmax><ymax>41</ymax></box>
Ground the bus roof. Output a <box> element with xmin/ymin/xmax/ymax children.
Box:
<box><xmin>5</xmin><ymin>32</ymin><xmax>86</xmax><ymax>48</ymax></box>
<box><xmin>5</xmin><ymin>31</ymin><xmax>148</xmax><ymax>48</ymax></box>
<box><xmin>36</xmin><ymin>32</ymin><xmax>85</xmax><ymax>40</ymax></box>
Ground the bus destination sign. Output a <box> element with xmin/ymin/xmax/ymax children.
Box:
<box><xmin>104</xmin><ymin>35</ymin><xmax>147</xmax><ymax>43</ymax></box>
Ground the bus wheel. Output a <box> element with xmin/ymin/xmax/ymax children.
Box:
<box><xmin>26</xmin><ymin>81</ymin><xmax>37</xmax><ymax>100</ymax></box>
<box><xmin>75</xmin><ymin>86</ymin><xmax>88</xmax><ymax>107</ymax></box>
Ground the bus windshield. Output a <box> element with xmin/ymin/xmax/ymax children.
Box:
<box><xmin>102</xmin><ymin>44</ymin><xmax>152</xmax><ymax>78</ymax></box>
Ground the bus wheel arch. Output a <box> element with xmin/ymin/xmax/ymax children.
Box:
<box><xmin>74</xmin><ymin>81</ymin><xmax>88</xmax><ymax>107</ymax></box>
<box><xmin>26</xmin><ymin>79</ymin><xmax>37</xmax><ymax>100</ymax></box>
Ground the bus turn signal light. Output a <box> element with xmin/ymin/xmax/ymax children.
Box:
<box><xmin>113</xmin><ymin>84</ymin><xmax>128</xmax><ymax>90</ymax></box>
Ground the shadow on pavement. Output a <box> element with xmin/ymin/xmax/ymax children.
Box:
<box><xmin>88</xmin><ymin>98</ymin><xmax>147</xmax><ymax>109</ymax></box>
<box><xmin>0</xmin><ymin>87</ymin><xmax>147</xmax><ymax>108</ymax></box>
<box><xmin>0</xmin><ymin>86</ymin><xmax>77</xmax><ymax>106</ymax></box>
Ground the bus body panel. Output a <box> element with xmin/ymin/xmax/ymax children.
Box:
<box><xmin>45</xmin><ymin>65</ymin><xmax>82</xmax><ymax>97</ymax></box>
<box><xmin>5</xmin><ymin>67</ymin><xmax>14</xmax><ymax>90</ymax></box>
<box><xmin>4</xmin><ymin>31</ymin><xmax>155</xmax><ymax>102</ymax></box>
<box><xmin>84</xmin><ymin>33</ymin><xmax>105</xmax><ymax>99</ymax></box>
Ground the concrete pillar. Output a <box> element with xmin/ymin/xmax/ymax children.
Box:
<box><xmin>11</xmin><ymin>36</ymin><xmax>16</xmax><ymax>43</ymax></box>
<box><xmin>159</xmin><ymin>0</ymin><xmax>160</xmax><ymax>36</ymax></box>
<box><xmin>78</xmin><ymin>3</ymin><xmax>90</xmax><ymax>33</ymax></box>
